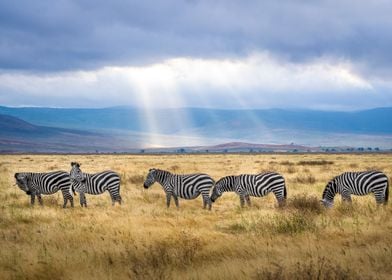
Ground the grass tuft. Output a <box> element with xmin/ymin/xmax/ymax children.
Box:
<box><xmin>256</xmin><ymin>257</ymin><xmax>367</xmax><ymax>280</ymax></box>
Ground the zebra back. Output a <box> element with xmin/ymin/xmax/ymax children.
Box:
<box><xmin>15</xmin><ymin>171</ymin><xmax>71</xmax><ymax>194</ymax></box>
<box><xmin>76</xmin><ymin>170</ymin><xmax>120</xmax><ymax>194</ymax></box>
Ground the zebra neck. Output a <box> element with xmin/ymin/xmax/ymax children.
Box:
<box><xmin>324</xmin><ymin>183</ymin><xmax>338</xmax><ymax>201</ymax></box>
<box><xmin>155</xmin><ymin>170</ymin><xmax>171</xmax><ymax>186</ymax></box>
<box><xmin>221</xmin><ymin>184</ymin><xmax>235</xmax><ymax>193</ymax></box>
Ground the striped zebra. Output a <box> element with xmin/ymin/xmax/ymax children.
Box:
<box><xmin>210</xmin><ymin>172</ymin><xmax>287</xmax><ymax>207</ymax></box>
<box><xmin>14</xmin><ymin>171</ymin><xmax>74</xmax><ymax>208</ymax></box>
<box><xmin>321</xmin><ymin>170</ymin><xmax>389</xmax><ymax>207</ymax></box>
<box><xmin>69</xmin><ymin>162</ymin><xmax>121</xmax><ymax>207</ymax></box>
<box><xmin>143</xmin><ymin>168</ymin><xmax>215</xmax><ymax>209</ymax></box>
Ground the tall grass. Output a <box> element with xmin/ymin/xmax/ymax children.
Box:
<box><xmin>0</xmin><ymin>154</ymin><xmax>391</xmax><ymax>279</ymax></box>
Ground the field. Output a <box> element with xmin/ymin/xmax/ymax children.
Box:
<box><xmin>0</xmin><ymin>154</ymin><xmax>391</xmax><ymax>280</ymax></box>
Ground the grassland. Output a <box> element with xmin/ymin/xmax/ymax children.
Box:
<box><xmin>0</xmin><ymin>153</ymin><xmax>391</xmax><ymax>280</ymax></box>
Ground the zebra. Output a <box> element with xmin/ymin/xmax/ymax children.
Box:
<box><xmin>69</xmin><ymin>162</ymin><xmax>121</xmax><ymax>207</ymax></box>
<box><xmin>210</xmin><ymin>172</ymin><xmax>287</xmax><ymax>207</ymax></box>
<box><xmin>321</xmin><ymin>170</ymin><xmax>389</xmax><ymax>207</ymax></box>
<box><xmin>143</xmin><ymin>168</ymin><xmax>215</xmax><ymax>210</ymax></box>
<box><xmin>14</xmin><ymin>171</ymin><xmax>74</xmax><ymax>208</ymax></box>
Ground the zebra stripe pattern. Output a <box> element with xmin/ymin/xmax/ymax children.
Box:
<box><xmin>143</xmin><ymin>168</ymin><xmax>215</xmax><ymax>209</ymax></box>
<box><xmin>321</xmin><ymin>170</ymin><xmax>389</xmax><ymax>207</ymax></box>
<box><xmin>14</xmin><ymin>171</ymin><xmax>74</xmax><ymax>208</ymax></box>
<box><xmin>210</xmin><ymin>172</ymin><xmax>287</xmax><ymax>207</ymax></box>
<box><xmin>70</xmin><ymin>162</ymin><xmax>121</xmax><ymax>207</ymax></box>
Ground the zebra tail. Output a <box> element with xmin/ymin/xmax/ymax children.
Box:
<box><xmin>385</xmin><ymin>180</ymin><xmax>389</xmax><ymax>203</ymax></box>
<box><xmin>284</xmin><ymin>183</ymin><xmax>287</xmax><ymax>199</ymax></box>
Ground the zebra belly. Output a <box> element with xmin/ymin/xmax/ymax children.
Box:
<box><xmin>243</xmin><ymin>188</ymin><xmax>270</xmax><ymax>197</ymax></box>
<box><xmin>85</xmin><ymin>190</ymin><xmax>106</xmax><ymax>195</ymax></box>
<box><xmin>37</xmin><ymin>185</ymin><xmax>60</xmax><ymax>194</ymax></box>
<box><xmin>175</xmin><ymin>186</ymin><xmax>200</xmax><ymax>199</ymax></box>
<box><xmin>344</xmin><ymin>190</ymin><xmax>371</xmax><ymax>196</ymax></box>
<box><xmin>179</xmin><ymin>193</ymin><xmax>200</xmax><ymax>200</ymax></box>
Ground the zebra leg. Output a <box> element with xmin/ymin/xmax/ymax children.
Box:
<box><xmin>61</xmin><ymin>189</ymin><xmax>73</xmax><ymax>208</ymax></box>
<box><xmin>80</xmin><ymin>193</ymin><xmax>87</xmax><ymax>207</ymax></box>
<box><xmin>374</xmin><ymin>190</ymin><xmax>386</xmax><ymax>205</ymax></box>
<box><xmin>273</xmin><ymin>191</ymin><xmax>286</xmax><ymax>207</ymax></box>
<box><xmin>245</xmin><ymin>195</ymin><xmax>251</xmax><ymax>207</ymax></box>
<box><xmin>108</xmin><ymin>187</ymin><xmax>122</xmax><ymax>206</ymax></box>
<box><xmin>173</xmin><ymin>195</ymin><xmax>179</xmax><ymax>208</ymax></box>
<box><xmin>203</xmin><ymin>195</ymin><xmax>212</xmax><ymax>210</ymax></box>
<box><xmin>239</xmin><ymin>195</ymin><xmax>245</xmax><ymax>208</ymax></box>
<box><xmin>30</xmin><ymin>194</ymin><xmax>36</xmax><ymax>206</ymax></box>
<box><xmin>37</xmin><ymin>194</ymin><xmax>43</xmax><ymax>206</ymax></box>
<box><xmin>341</xmin><ymin>192</ymin><xmax>352</xmax><ymax>204</ymax></box>
<box><xmin>166</xmin><ymin>193</ymin><xmax>172</xmax><ymax>208</ymax></box>
<box><xmin>70</xmin><ymin>196</ymin><xmax>74</xmax><ymax>208</ymax></box>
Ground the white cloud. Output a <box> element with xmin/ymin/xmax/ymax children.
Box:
<box><xmin>0</xmin><ymin>52</ymin><xmax>379</xmax><ymax>109</ymax></box>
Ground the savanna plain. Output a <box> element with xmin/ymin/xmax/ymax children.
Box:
<box><xmin>0</xmin><ymin>154</ymin><xmax>391</xmax><ymax>280</ymax></box>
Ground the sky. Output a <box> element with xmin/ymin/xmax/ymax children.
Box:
<box><xmin>1</xmin><ymin>0</ymin><xmax>392</xmax><ymax>110</ymax></box>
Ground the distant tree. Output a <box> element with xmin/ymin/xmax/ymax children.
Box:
<box><xmin>375</xmin><ymin>147</ymin><xmax>380</xmax><ymax>151</ymax></box>
<box><xmin>367</xmin><ymin>147</ymin><xmax>372</xmax><ymax>151</ymax></box>
<box><xmin>223</xmin><ymin>149</ymin><xmax>228</xmax><ymax>153</ymax></box>
<box><xmin>140</xmin><ymin>149</ymin><xmax>145</xmax><ymax>153</ymax></box>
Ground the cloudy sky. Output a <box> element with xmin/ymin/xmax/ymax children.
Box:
<box><xmin>1</xmin><ymin>0</ymin><xmax>392</xmax><ymax>110</ymax></box>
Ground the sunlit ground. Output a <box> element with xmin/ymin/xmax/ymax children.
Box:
<box><xmin>0</xmin><ymin>154</ymin><xmax>391</xmax><ymax>279</ymax></box>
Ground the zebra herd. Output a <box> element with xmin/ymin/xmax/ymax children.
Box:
<box><xmin>14</xmin><ymin>163</ymin><xmax>389</xmax><ymax>209</ymax></box>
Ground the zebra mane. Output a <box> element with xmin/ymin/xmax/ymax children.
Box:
<box><xmin>217</xmin><ymin>175</ymin><xmax>236</xmax><ymax>185</ymax></box>
<box><xmin>71</xmin><ymin>162</ymin><xmax>81</xmax><ymax>168</ymax></box>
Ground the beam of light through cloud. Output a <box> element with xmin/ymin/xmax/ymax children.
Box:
<box><xmin>0</xmin><ymin>52</ymin><xmax>378</xmax><ymax>110</ymax></box>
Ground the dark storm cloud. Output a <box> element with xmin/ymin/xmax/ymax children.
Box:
<box><xmin>0</xmin><ymin>0</ymin><xmax>391</xmax><ymax>74</ymax></box>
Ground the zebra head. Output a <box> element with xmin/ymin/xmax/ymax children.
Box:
<box><xmin>144</xmin><ymin>169</ymin><xmax>157</xmax><ymax>189</ymax></box>
<box><xmin>320</xmin><ymin>180</ymin><xmax>336</xmax><ymax>208</ymax></box>
<box><xmin>14</xmin><ymin>173</ymin><xmax>31</xmax><ymax>195</ymax></box>
<box><xmin>70</xmin><ymin>162</ymin><xmax>86</xmax><ymax>184</ymax></box>
<box><xmin>210</xmin><ymin>179</ymin><xmax>224</xmax><ymax>203</ymax></box>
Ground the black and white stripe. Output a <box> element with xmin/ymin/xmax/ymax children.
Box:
<box><xmin>210</xmin><ymin>172</ymin><xmax>287</xmax><ymax>207</ymax></box>
<box><xmin>143</xmin><ymin>168</ymin><xmax>214</xmax><ymax>209</ymax></box>
<box><xmin>321</xmin><ymin>171</ymin><xmax>389</xmax><ymax>207</ymax></box>
<box><xmin>70</xmin><ymin>162</ymin><xmax>121</xmax><ymax>207</ymax></box>
<box><xmin>14</xmin><ymin>171</ymin><xmax>74</xmax><ymax>208</ymax></box>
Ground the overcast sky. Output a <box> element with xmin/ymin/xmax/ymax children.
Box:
<box><xmin>1</xmin><ymin>0</ymin><xmax>392</xmax><ymax>110</ymax></box>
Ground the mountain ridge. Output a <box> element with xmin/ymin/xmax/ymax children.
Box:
<box><xmin>1</xmin><ymin>106</ymin><xmax>392</xmax><ymax>152</ymax></box>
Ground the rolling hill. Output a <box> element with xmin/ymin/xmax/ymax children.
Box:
<box><xmin>1</xmin><ymin>106</ymin><xmax>391</xmax><ymax>152</ymax></box>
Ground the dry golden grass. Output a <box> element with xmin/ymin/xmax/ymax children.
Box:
<box><xmin>0</xmin><ymin>153</ymin><xmax>391</xmax><ymax>279</ymax></box>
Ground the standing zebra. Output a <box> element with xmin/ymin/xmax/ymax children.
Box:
<box><xmin>321</xmin><ymin>170</ymin><xmax>389</xmax><ymax>207</ymax></box>
<box><xmin>14</xmin><ymin>171</ymin><xmax>74</xmax><ymax>208</ymax></box>
<box><xmin>210</xmin><ymin>172</ymin><xmax>287</xmax><ymax>207</ymax></box>
<box><xmin>69</xmin><ymin>162</ymin><xmax>121</xmax><ymax>207</ymax></box>
<box><xmin>143</xmin><ymin>168</ymin><xmax>214</xmax><ymax>210</ymax></box>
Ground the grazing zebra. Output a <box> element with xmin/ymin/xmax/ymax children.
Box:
<box><xmin>143</xmin><ymin>168</ymin><xmax>214</xmax><ymax>209</ymax></box>
<box><xmin>69</xmin><ymin>162</ymin><xmax>121</xmax><ymax>207</ymax></box>
<box><xmin>14</xmin><ymin>171</ymin><xmax>74</xmax><ymax>208</ymax></box>
<box><xmin>321</xmin><ymin>171</ymin><xmax>389</xmax><ymax>207</ymax></box>
<box><xmin>210</xmin><ymin>172</ymin><xmax>287</xmax><ymax>207</ymax></box>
